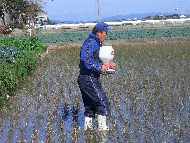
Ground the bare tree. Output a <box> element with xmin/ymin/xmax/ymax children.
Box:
<box><xmin>0</xmin><ymin>0</ymin><xmax>42</xmax><ymax>28</ymax></box>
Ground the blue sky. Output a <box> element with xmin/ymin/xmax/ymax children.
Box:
<box><xmin>42</xmin><ymin>0</ymin><xmax>190</xmax><ymax>21</ymax></box>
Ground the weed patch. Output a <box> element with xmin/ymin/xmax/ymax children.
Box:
<box><xmin>0</xmin><ymin>37</ymin><xmax>47</xmax><ymax>100</ymax></box>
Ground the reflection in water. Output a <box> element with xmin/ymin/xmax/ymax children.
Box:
<box><xmin>59</xmin><ymin>105</ymin><xmax>70</xmax><ymax>121</ymax></box>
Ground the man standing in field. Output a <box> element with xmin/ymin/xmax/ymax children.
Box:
<box><xmin>78</xmin><ymin>22</ymin><xmax>114</xmax><ymax>130</ymax></box>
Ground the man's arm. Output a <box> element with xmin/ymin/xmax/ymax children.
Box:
<box><xmin>81</xmin><ymin>40</ymin><xmax>103</xmax><ymax>72</ymax></box>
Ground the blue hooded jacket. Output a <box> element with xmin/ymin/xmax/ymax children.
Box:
<box><xmin>79</xmin><ymin>33</ymin><xmax>103</xmax><ymax>78</ymax></box>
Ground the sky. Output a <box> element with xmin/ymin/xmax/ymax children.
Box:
<box><xmin>42</xmin><ymin>0</ymin><xmax>190</xmax><ymax>21</ymax></box>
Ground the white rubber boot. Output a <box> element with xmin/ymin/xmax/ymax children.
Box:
<box><xmin>97</xmin><ymin>115</ymin><xmax>109</xmax><ymax>131</ymax></box>
<box><xmin>84</xmin><ymin>117</ymin><xmax>93</xmax><ymax>130</ymax></box>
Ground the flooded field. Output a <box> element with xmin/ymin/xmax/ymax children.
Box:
<box><xmin>0</xmin><ymin>39</ymin><xmax>190</xmax><ymax>142</ymax></box>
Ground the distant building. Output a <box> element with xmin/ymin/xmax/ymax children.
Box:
<box><xmin>172</xmin><ymin>14</ymin><xmax>187</xmax><ymax>19</ymax></box>
<box><xmin>172</xmin><ymin>14</ymin><xmax>180</xmax><ymax>19</ymax></box>
<box><xmin>158</xmin><ymin>14</ymin><xmax>165</xmax><ymax>19</ymax></box>
<box><xmin>37</xmin><ymin>11</ymin><xmax>47</xmax><ymax>21</ymax></box>
<box><xmin>179</xmin><ymin>14</ymin><xmax>186</xmax><ymax>19</ymax></box>
<box><xmin>153</xmin><ymin>15</ymin><xmax>165</xmax><ymax>20</ymax></box>
<box><xmin>34</xmin><ymin>11</ymin><xmax>48</xmax><ymax>28</ymax></box>
<box><xmin>165</xmin><ymin>15</ymin><xmax>173</xmax><ymax>19</ymax></box>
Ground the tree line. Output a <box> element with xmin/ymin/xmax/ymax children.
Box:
<box><xmin>0</xmin><ymin>0</ymin><xmax>44</xmax><ymax>30</ymax></box>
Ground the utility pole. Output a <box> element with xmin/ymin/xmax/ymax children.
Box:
<box><xmin>97</xmin><ymin>0</ymin><xmax>101</xmax><ymax>22</ymax></box>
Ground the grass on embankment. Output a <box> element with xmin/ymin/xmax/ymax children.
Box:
<box><xmin>0</xmin><ymin>37</ymin><xmax>48</xmax><ymax>103</ymax></box>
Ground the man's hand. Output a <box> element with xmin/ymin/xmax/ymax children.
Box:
<box><xmin>101</xmin><ymin>62</ymin><xmax>115</xmax><ymax>72</ymax></box>
<box><xmin>108</xmin><ymin>62</ymin><xmax>115</xmax><ymax>69</ymax></box>
<box><xmin>101</xmin><ymin>64</ymin><xmax>109</xmax><ymax>72</ymax></box>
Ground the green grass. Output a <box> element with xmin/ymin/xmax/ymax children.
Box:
<box><xmin>0</xmin><ymin>37</ymin><xmax>48</xmax><ymax>101</ymax></box>
<box><xmin>1</xmin><ymin>27</ymin><xmax>190</xmax><ymax>43</ymax></box>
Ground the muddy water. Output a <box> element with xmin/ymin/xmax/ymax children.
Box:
<box><xmin>0</xmin><ymin>45</ymin><xmax>189</xmax><ymax>143</ymax></box>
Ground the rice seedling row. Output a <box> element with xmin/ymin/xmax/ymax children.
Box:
<box><xmin>0</xmin><ymin>40</ymin><xmax>189</xmax><ymax>142</ymax></box>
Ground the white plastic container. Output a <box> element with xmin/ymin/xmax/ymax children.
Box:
<box><xmin>99</xmin><ymin>46</ymin><xmax>115</xmax><ymax>74</ymax></box>
<box><xmin>99</xmin><ymin>46</ymin><xmax>114</xmax><ymax>64</ymax></box>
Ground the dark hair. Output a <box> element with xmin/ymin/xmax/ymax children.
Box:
<box><xmin>92</xmin><ymin>27</ymin><xmax>104</xmax><ymax>35</ymax></box>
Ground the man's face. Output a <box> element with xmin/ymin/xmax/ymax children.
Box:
<box><xmin>97</xmin><ymin>31</ymin><xmax>107</xmax><ymax>42</ymax></box>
